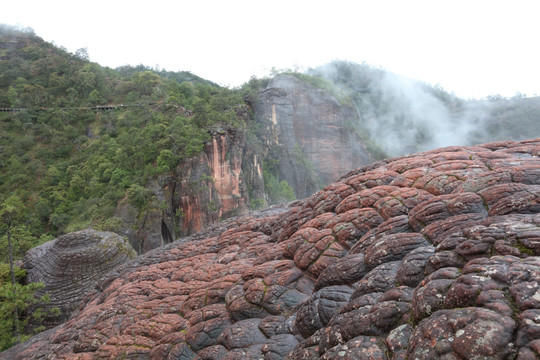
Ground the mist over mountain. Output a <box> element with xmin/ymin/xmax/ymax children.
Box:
<box><xmin>309</xmin><ymin>61</ymin><xmax>540</xmax><ymax>156</ymax></box>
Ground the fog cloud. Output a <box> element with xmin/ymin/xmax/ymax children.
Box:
<box><xmin>365</xmin><ymin>72</ymin><xmax>492</xmax><ymax>156</ymax></box>
<box><xmin>312</xmin><ymin>62</ymin><xmax>494</xmax><ymax>157</ymax></box>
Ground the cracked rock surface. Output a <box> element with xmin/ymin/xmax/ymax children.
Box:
<box><xmin>3</xmin><ymin>138</ymin><xmax>540</xmax><ymax>359</ymax></box>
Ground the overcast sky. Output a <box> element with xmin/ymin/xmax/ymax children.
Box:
<box><xmin>2</xmin><ymin>0</ymin><xmax>539</xmax><ymax>99</ymax></box>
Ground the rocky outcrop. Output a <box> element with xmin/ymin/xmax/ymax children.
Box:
<box><xmin>116</xmin><ymin>126</ymin><xmax>260</xmax><ymax>253</ymax></box>
<box><xmin>4</xmin><ymin>138</ymin><xmax>540</xmax><ymax>359</ymax></box>
<box><xmin>22</xmin><ymin>229</ymin><xmax>136</xmax><ymax>328</ymax></box>
<box><xmin>174</xmin><ymin>127</ymin><xmax>251</xmax><ymax>236</ymax></box>
<box><xmin>118</xmin><ymin>76</ymin><xmax>375</xmax><ymax>254</ymax></box>
<box><xmin>254</xmin><ymin>75</ymin><xmax>374</xmax><ymax>198</ymax></box>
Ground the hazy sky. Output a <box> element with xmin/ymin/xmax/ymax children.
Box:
<box><xmin>2</xmin><ymin>0</ymin><xmax>539</xmax><ymax>99</ymax></box>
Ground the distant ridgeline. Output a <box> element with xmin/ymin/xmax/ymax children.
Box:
<box><xmin>1</xmin><ymin>23</ymin><xmax>540</xmax><ymax>261</ymax></box>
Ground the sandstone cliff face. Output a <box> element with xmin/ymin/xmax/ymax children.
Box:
<box><xmin>5</xmin><ymin>138</ymin><xmax>540</xmax><ymax>360</ymax></box>
<box><xmin>119</xmin><ymin>75</ymin><xmax>374</xmax><ymax>254</ymax></box>
<box><xmin>116</xmin><ymin>126</ymin><xmax>259</xmax><ymax>253</ymax></box>
<box><xmin>254</xmin><ymin>75</ymin><xmax>374</xmax><ymax>198</ymax></box>
<box><xmin>174</xmin><ymin>127</ymin><xmax>251</xmax><ymax>236</ymax></box>
<box><xmin>22</xmin><ymin>229</ymin><xmax>136</xmax><ymax>328</ymax></box>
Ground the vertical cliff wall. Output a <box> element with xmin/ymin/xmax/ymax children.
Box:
<box><xmin>116</xmin><ymin>126</ymin><xmax>258</xmax><ymax>253</ymax></box>
<box><xmin>174</xmin><ymin>127</ymin><xmax>251</xmax><ymax>237</ymax></box>
<box><xmin>254</xmin><ymin>75</ymin><xmax>374</xmax><ymax>198</ymax></box>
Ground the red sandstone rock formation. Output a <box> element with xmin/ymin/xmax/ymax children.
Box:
<box><xmin>3</xmin><ymin>138</ymin><xmax>540</xmax><ymax>359</ymax></box>
<box><xmin>115</xmin><ymin>127</ymin><xmax>255</xmax><ymax>253</ymax></box>
<box><xmin>176</xmin><ymin>128</ymin><xmax>250</xmax><ymax>235</ymax></box>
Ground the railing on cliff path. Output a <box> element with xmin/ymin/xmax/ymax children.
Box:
<box><xmin>0</xmin><ymin>102</ymin><xmax>153</xmax><ymax>112</ymax></box>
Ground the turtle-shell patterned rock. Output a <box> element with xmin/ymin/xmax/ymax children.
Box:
<box><xmin>23</xmin><ymin>229</ymin><xmax>136</xmax><ymax>328</ymax></box>
<box><xmin>3</xmin><ymin>138</ymin><xmax>540</xmax><ymax>360</ymax></box>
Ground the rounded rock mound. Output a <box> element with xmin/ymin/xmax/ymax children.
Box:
<box><xmin>23</xmin><ymin>229</ymin><xmax>136</xmax><ymax>327</ymax></box>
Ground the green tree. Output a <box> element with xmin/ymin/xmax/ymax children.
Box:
<box><xmin>74</xmin><ymin>47</ymin><xmax>89</xmax><ymax>61</ymax></box>
<box><xmin>7</xmin><ymin>86</ymin><xmax>18</xmax><ymax>107</ymax></box>
<box><xmin>0</xmin><ymin>282</ymin><xmax>54</xmax><ymax>350</ymax></box>
<box><xmin>156</xmin><ymin>149</ymin><xmax>178</xmax><ymax>174</ymax></box>
<box><xmin>169</xmin><ymin>116</ymin><xmax>210</xmax><ymax>159</ymax></box>
<box><xmin>74</xmin><ymin>64</ymin><xmax>96</xmax><ymax>99</ymax></box>
<box><xmin>126</xmin><ymin>184</ymin><xmax>153</xmax><ymax>209</ymax></box>
<box><xmin>0</xmin><ymin>195</ymin><xmax>23</xmax><ymax>296</ymax></box>
<box><xmin>133</xmin><ymin>70</ymin><xmax>163</xmax><ymax>96</ymax></box>
<box><xmin>262</xmin><ymin>162</ymin><xmax>296</xmax><ymax>205</ymax></box>
<box><xmin>88</xmin><ymin>89</ymin><xmax>102</xmax><ymax>105</ymax></box>
<box><xmin>0</xmin><ymin>196</ymin><xmax>53</xmax><ymax>349</ymax></box>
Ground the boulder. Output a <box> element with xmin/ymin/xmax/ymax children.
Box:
<box><xmin>22</xmin><ymin>229</ymin><xmax>135</xmax><ymax>328</ymax></box>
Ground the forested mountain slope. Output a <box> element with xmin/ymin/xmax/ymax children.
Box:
<box><xmin>0</xmin><ymin>25</ymin><xmax>246</xmax><ymax>248</ymax></box>
<box><xmin>0</xmin><ymin>26</ymin><xmax>380</xmax><ymax>260</ymax></box>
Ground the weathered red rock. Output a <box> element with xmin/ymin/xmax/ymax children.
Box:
<box><xmin>408</xmin><ymin>307</ymin><xmax>516</xmax><ymax>359</ymax></box>
<box><xmin>3</xmin><ymin>138</ymin><xmax>540</xmax><ymax>360</ymax></box>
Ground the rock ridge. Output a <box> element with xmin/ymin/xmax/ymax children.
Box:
<box><xmin>3</xmin><ymin>138</ymin><xmax>540</xmax><ymax>359</ymax></box>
